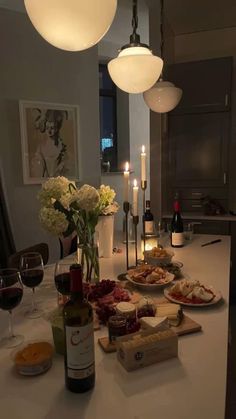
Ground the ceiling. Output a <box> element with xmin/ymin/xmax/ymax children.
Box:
<box><xmin>1</xmin><ymin>0</ymin><xmax>236</xmax><ymax>36</ymax></box>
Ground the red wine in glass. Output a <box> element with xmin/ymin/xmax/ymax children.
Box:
<box><xmin>21</xmin><ymin>269</ymin><xmax>44</xmax><ymax>289</ymax></box>
<box><xmin>54</xmin><ymin>261</ymin><xmax>72</xmax><ymax>305</ymax></box>
<box><xmin>0</xmin><ymin>287</ymin><xmax>23</xmax><ymax>311</ymax></box>
<box><xmin>0</xmin><ymin>269</ymin><xmax>24</xmax><ymax>348</ymax></box>
<box><xmin>55</xmin><ymin>272</ymin><xmax>70</xmax><ymax>295</ymax></box>
<box><xmin>20</xmin><ymin>252</ymin><xmax>44</xmax><ymax>319</ymax></box>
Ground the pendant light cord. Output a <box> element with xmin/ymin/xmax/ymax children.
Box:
<box><xmin>130</xmin><ymin>0</ymin><xmax>141</xmax><ymax>44</ymax></box>
<box><xmin>160</xmin><ymin>0</ymin><xmax>164</xmax><ymax>59</ymax></box>
<box><xmin>160</xmin><ymin>0</ymin><xmax>164</xmax><ymax>79</ymax></box>
<box><xmin>132</xmin><ymin>0</ymin><xmax>138</xmax><ymax>37</ymax></box>
<box><xmin>121</xmin><ymin>0</ymin><xmax>149</xmax><ymax>50</ymax></box>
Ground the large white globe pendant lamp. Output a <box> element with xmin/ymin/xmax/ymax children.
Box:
<box><xmin>108</xmin><ymin>0</ymin><xmax>163</xmax><ymax>94</ymax></box>
<box><xmin>143</xmin><ymin>79</ymin><xmax>182</xmax><ymax>113</ymax></box>
<box><xmin>24</xmin><ymin>0</ymin><xmax>117</xmax><ymax>52</ymax></box>
<box><xmin>143</xmin><ymin>0</ymin><xmax>182</xmax><ymax>112</ymax></box>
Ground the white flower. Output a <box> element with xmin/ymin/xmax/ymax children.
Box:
<box><xmin>59</xmin><ymin>189</ymin><xmax>80</xmax><ymax>209</ymax></box>
<box><xmin>39</xmin><ymin>207</ymin><xmax>69</xmax><ymax>236</ymax></box>
<box><xmin>38</xmin><ymin>176</ymin><xmax>71</xmax><ymax>206</ymax></box>
<box><xmin>101</xmin><ymin>201</ymin><xmax>119</xmax><ymax>215</ymax></box>
<box><xmin>98</xmin><ymin>185</ymin><xmax>116</xmax><ymax>205</ymax></box>
<box><xmin>76</xmin><ymin>184</ymin><xmax>100</xmax><ymax>211</ymax></box>
<box><xmin>97</xmin><ymin>184</ymin><xmax>119</xmax><ymax>215</ymax></box>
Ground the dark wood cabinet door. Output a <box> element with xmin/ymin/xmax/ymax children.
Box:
<box><xmin>166</xmin><ymin>57</ymin><xmax>232</xmax><ymax>114</ymax></box>
<box><xmin>168</xmin><ymin>112</ymin><xmax>229</xmax><ymax>189</ymax></box>
<box><xmin>230</xmin><ymin>222</ymin><xmax>236</xmax><ymax>302</ymax></box>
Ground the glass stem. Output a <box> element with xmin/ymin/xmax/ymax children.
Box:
<box><xmin>32</xmin><ymin>288</ymin><xmax>36</xmax><ymax>312</ymax></box>
<box><xmin>8</xmin><ymin>310</ymin><xmax>14</xmax><ymax>338</ymax></box>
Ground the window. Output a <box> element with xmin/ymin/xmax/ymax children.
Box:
<box><xmin>99</xmin><ymin>63</ymin><xmax>117</xmax><ymax>172</ymax></box>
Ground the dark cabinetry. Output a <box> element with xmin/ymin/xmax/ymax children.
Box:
<box><xmin>167</xmin><ymin>112</ymin><xmax>230</xmax><ymax>212</ymax></box>
<box><xmin>230</xmin><ymin>223</ymin><xmax>236</xmax><ymax>302</ymax></box>
<box><xmin>166</xmin><ymin>57</ymin><xmax>232</xmax><ymax>114</ymax></box>
<box><xmin>163</xmin><ymin>57</ymin><xmax>232</xmax><ymax>214</ymax></box>
<box><xmin>169</xmin><ymin>112</ymin><xmax>229</xmax><ymax>187</ymax></box>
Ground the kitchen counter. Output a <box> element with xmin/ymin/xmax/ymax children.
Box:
<box><xmin>0</xmin><ymin>235</ymin><xmax>231</xmax><ymax>419</ymax></box>
<box><xmin>163</xmin><ymin>213</ymin><xmax>236</xmax><ymax>221</ymax></box>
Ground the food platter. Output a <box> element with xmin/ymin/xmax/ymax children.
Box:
<box><xmin>160</xmin><ymin>261</ymin><xmax>184</xmax><ymax>279</ymax></box>
<box><xmin>126</xmin><ymin>272</ymin><xmax>175</xmax><ymax>289</ymax></box>
<box><xmin>164</xmin><ymin>287</ymin><xmax>222</xmax><ymax>307</ymax></box>
<box><xmin>144</xmin><ymin>248</ymin><xmax>174</xmax><ymax>266</ymax></box>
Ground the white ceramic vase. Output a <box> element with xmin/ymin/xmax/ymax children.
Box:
<box><xmin>96</xmin><ymin>215</ymin><xmax>114</xmax><ymax>258</ymax></box>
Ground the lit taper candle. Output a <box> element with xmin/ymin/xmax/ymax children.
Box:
<box><xmin>123</xmin><ymin>161</ymin><xmax>130</xmax><ymax>202</ymax></box>
<box><xmin>132</xmin><ymin>179</ymin><xmax>139</xmax><ymax>216</ymax></box>
<box><xmin>141</xmin><ymin>145</ymin><xmax>146</xmax><ymax>182</ymax></box>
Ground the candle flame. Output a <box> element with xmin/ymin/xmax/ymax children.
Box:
<box><xmin>124</xmin><ymin>161</ymin><xmax>129</xmax><ymax>172</ymax></box>
<box><xmin>133</xmin><ymin>179</ymin><xmax>138</xmax><ymax>187</ymax></box>
<box><xmin>141</xmin><ymin>145</ymin><xmax>145</xmax><ymax>154</ymax></box>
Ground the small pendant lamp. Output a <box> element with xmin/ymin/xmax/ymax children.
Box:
<box><xmin>143</xmin><ymin>0</ymin><xmax>182</xmax><ymax>113</ymax></box>
<box><xmin>24</xmin><ymin>0</ymin><xmax>117</xmax><ymax>52</ymax></box>
<box><xmin>108</xmin><ymin>0</ymin><xmax>163</xmax><ymax>94</ymax></box>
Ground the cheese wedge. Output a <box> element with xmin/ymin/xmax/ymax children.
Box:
<box><xmin>155</xmin><ymin>303</ymin><xmax>183</xmax><ymax>326</ymax></box>
<box><xmin>156</xmin><ymin>303</ymin><xmax>181</xmax><ymax>317</ymax></box>
<box><xmin>140</xmin><ymin>316</ymin><xmax>169</xmax><ymax>331</ymax></box>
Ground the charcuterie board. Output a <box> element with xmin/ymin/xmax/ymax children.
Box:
<box><xmin>98</xmin><ymin>314</ymin><xmax>201</xmax><ymax>353</ymax></box>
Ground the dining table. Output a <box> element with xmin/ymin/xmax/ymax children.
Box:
<box><xmin>0</xmin><ymin>234</ymin><xmax>231</xmax><ymax>419</ymax></box>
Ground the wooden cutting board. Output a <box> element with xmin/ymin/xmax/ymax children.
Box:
<box><xmin>171</xmin><ymin>314</ymin><xmax>201</xmax><ymax>336</ymax></box>
<box><xmin>98</xmin><ymin>315</ymin><xmax>202</xmax><ymax>353</ymax></box>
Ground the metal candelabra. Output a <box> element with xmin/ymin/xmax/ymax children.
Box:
<box><xmin>132</xmin><ymin>215</ymin><xmax>139</xmax><ymax>266</ymax></box>
<box><xmin>123</xmin><ymin>201</ymin><xmax>130</xmax><ymax>270</ymax></box>
<box><xmin>141</xmin><ymin>180</ymin><xmax>147</xmax><ymax>259</ymax></box>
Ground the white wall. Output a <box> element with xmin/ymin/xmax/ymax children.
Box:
<box><xmin>100</xmin><ymin>0</ymin><xmax>150</xmax><ymax>232</ymax></box>
<box><xmin>174</xmin><ymin>28</ymin><xmax>236</xmax><ymax>211</ymax></box>
<box><xmin>0</xmin><ymin>8</ymin><xmax>100</xmax><ymax>262</ymax></box>
<box><xmin>148</xmin><ymin>2</ymin><xmax>175</xmax><ymax>220</ymax></box>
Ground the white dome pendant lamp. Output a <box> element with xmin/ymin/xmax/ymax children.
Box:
<box><xmin>108</xmin><ymin>0</ymin><xmax>163</xmax><ymax>94</ymax></box>
<box><xmin>144</xmin><ymin>79</ymin><xmax>183</xmax><ymax>113</ymax></box>
<box><xmin>143</xmin><ymin>0</ymin><xmax>182</xmax><ymax>113</ymax></box>
<box><xmin>24</xmin><ymin>0</ymin><xmax>117</xmax><ymax>52</ymax></box>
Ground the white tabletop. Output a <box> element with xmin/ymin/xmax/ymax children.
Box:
<box><xmin>0</xmin><ymin>235</ymin><xmax>230</xmax><ymax>419</ymax></box>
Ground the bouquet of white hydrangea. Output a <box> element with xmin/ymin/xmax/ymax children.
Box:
<box><xmin>38</xmin><ymin>176</ymin><xmax>100</xmax><ymax>243</ymax></box>
<box><xmin>38</xmin><ymin>177</ymin><xmax>119</xmax><ymax>281</ymax></box>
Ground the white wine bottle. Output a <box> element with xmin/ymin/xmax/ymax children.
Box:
<box><xmin>171</xmin><ymin>199</ymin><xmax>184</xmax><ymax>248</ymax></box>
<box><xmin>63</xmin><ymin>264</ymin><xmax>95</xmax><ymax>393</ymax></box>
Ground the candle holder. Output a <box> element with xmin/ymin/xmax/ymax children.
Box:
<box><xmin>141</xmin><ymin>180</ymin><xmax>147</xmax><ymax>259</ymax></box>
<box><xmin>123</xmin><ymin>201</ymin><xmax>130</xmax><ymax>270</ymax></box>
<box><xmin>132</xmin><ymin>215</ymin><xmax>139</xmax><ymax>266</ymax></box>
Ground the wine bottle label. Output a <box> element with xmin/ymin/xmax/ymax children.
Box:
<box><xmin>145</xmin><ymin>221</ymin><xmax>154</xmax><ymax>234</ymax></box>
<box><xmin>65</xmin><ymin>323</ymin><xmax>95</xmax><ymax>379</ymax></box>
<box><xmin>172</xmin><ymin>232</ymin><xmax>184</xmax><ymax>246</ymax></box>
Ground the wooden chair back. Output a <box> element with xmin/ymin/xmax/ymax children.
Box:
<box><xmin>7</xmin><ymin>243</ymin><xmax>49</xmax><ymax>269</ymax></box>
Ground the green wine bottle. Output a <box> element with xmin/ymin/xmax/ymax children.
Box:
<box><xmin>63</xmin><ymin>264</ymin><xmax>95</xmax><ymax>393</ymax></box>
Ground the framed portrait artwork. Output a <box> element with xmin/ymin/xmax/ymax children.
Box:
<box><xmin>19</xmin><ymin>100</ymin><xmax>79</xmax><ymax>184</ymax></box>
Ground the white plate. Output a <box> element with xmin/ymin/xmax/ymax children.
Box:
<box><xmin>164</xmin><ymin>287</ymin><xmax>222</xmax><ymax>307</ymax></box>
<box><xmin>126</xmin><ymin>272</ymin><xmax>175</xmax><ymax>289</ymax></box>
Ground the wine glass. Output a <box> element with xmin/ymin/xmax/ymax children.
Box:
<box><xmin>54</xmin><ymin>261</ymin><xmax>71</xmax><ymax>306</ymax></box>
<box><xmin>0</xmin><ymin>269</ymin><xmax>24</xmax><ymax>348</ymax></box>
<box><xmin>20</xmin><ymin>252</ymin><xmax>44</xmax><ymax>319</ymax></box>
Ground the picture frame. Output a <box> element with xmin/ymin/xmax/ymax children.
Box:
<box><xmin>19</xmin><ymin>100</ymin><xmax>79</xmax><ymax>184</ymax></box>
